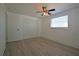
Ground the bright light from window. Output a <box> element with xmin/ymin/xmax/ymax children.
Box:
<box><xmin>50</xmin><ymin>15</ymin><xmax>68</xmax><ymax>28</ymax></box>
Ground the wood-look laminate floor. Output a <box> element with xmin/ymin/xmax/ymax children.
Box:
<box><xmin>4</xmin><ymin>37</ymin><xmax>79</xmax><ymax>56</ymax></box>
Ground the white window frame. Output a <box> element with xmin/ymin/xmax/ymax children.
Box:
<box><xmin>50</xmin><ymin>15</ymin><xmax>68</xmax><ymax>28</ymax></box>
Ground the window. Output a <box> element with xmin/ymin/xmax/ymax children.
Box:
<box><xmin>50</xmin><ymin>15</ymin><xmax>68</xmax><ymax>28</ymax></box>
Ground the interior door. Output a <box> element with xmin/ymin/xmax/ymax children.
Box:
<box><xmin>7</xmin><ymin>12</ymin><xmax>23</xmax><ymax>42</ymax></box>
<box><xmin>22</xmin><ymin>17</ymin><xmax>38</xmax><ymax>39</ymax></box>
<box><xmin>7</xmin><ymin>12</ymin><xmax>39</xmax><ymax>42</ymax></box>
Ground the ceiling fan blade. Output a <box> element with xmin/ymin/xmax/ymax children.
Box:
<box><xmin>41</xmin><ymin>13</ymin><xmax>43</xmax><ymax>16</ymax></box>
<box><xmin>48</xmin><ymin>13</ymin><xmax>51</xmax><ymax>15</ymax></box>
<box><xmin>42</xmin><ymin>7</ymin><xmax>44</xmax><ymax>11</ymax></box>
<box><xmin>48</xmin><ymin>9</ymin><xmax>55</xmax><ymax>12</ymax></box>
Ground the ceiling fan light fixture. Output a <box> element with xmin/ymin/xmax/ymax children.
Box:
<box><xmin>36</xmin><ymin>4</ymin><xmax>55</xmax><ymax>16</ymax></box>
<box><xmin>42</xmin><ymin>12</ymin><xmax>49</xmax><ymax>16</ymax></box>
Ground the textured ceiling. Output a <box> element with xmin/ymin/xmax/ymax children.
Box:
<box><xmin>6</xmin><ymin>3</ymin><xmax>79</xmax><ymax>17</ymax></box>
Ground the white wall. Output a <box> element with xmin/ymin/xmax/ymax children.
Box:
<box><xmin>41</xmin><ymin>8</ymin><xmax>79</xmax><ymax>49</ymax></box>
<box><xmin>0</xmin><ymin>4</ymin><xmax>6</xmax><ymax>55</ymax></box>
<box><xmin>7</xmin><ymin>12</ymin><xmax>41</xmax><ymax>42</ymax></box>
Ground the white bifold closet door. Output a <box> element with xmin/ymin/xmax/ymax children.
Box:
<box><xmin>7</xmin><ymin>12</ymin><xmax>39</xmax><ymax>42</ymax></box>
<box><xmin>22</xmin><ymin>17</ymin><xmax>38</xmax><ymax>39</ymax></box>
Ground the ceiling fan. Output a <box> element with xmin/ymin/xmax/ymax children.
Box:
<box><xmin>36</xmin><ymin>6</ymin><xmax>55</xmax><ymax>16</ymax></box>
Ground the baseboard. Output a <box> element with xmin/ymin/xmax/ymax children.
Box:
<box><xmin>7</xmin><ymin>36</ymin><xmax>42</xmax><ymax>43</ymax></box>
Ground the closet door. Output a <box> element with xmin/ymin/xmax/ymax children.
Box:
<box><xmin>7</xmin><ymin>12</ymin><xmax>23</xmax><ymax>42</ymax></box>
<box><xmin>7</xmin><ymin>12</ymin><xmax>39</xmax><ymax>42</ymax></box>
<box><xmin>22</xmin><ymin>17</ymin><xmax>38</xmax><ymax>39</ymax></box>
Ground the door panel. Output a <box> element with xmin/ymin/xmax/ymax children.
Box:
<box><xmin>7</xmin><ymin>12</ymin><xmax>23</xmax><ymax>42</ymax></box>
<box><xmin>22</xmin><ymin>17</ymin><xmax>38</xmax><ymax>39</ymax></box>
<box><xmin>7</xmin><ymin>12</ymin><xmax>39</xmax><ymax>42</ymax></box>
